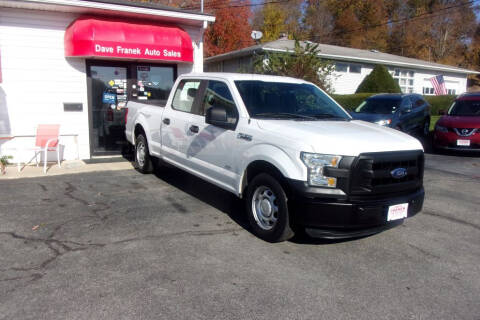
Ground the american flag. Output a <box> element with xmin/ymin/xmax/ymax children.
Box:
<box><xmin>430</xmin><ymin>75</ymin><xmax>447</xmax><ymax>95</ymax></box>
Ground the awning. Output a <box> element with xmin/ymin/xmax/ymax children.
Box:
<box><xmin>64</xmin><ymin>16</ymin><xmax>194</xmax><ymax>63</ymax></box>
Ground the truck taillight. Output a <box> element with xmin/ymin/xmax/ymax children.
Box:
<box><xmin>124</xmin><ymin>108</ymin><xmax>128</xmax><ymax>124</ymax></box>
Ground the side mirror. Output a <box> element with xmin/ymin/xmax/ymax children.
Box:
<box><xmin>439</xmin><ymin>109</ymin><xmax>446</xmax><ymax>115</ymax></box>
<box><xmin>206</xmin><ymin>105</ymin><xmax>236</xmax><ymax>130</ymax></box>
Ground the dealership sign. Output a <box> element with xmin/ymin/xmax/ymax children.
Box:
<box><xmin>65</xmin><ymin>17</ymin><xmax>194</xmax><ymax>63</ymax></box>
<box><xmin>93</xmin><ymin>44</ymin><xmax>184</xmax><ymax>60</ymax></box>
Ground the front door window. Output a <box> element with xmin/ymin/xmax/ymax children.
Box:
<box><xmin>88</xmin><ymin>62</ymin><xmax>176</xmax><ymax>156</ymax></box>
<box><xmin>89</xmin><ymin>65</ymin><xmax>128</xmax><ymax>155</ymax></box>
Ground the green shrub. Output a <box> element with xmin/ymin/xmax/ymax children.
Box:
<box><xmin>424</xmin><ymin>95</ymin><xmax>456</xmax><ymax>115</ymax></box>
<box><xmin>331</xmin><ymin>93</ymin><xmax>456</xmax><ymax>115</ymax></box>
<box><xmin>331</xmin><ymin>93</ymin><xmax>375</xmax><ymax>110</ymax></box>
<box><xmin>356</xmin><ymin>65</ymin><xmax>401</xmax><ymax>93</ymax></box>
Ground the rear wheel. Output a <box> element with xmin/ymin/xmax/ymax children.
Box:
<box><xmin>246</xmin><ymin>173</ymin><xmax>294</xmax><ymax>242</ymax></box>
<box><xmin>135</xmin><ymin>134</ymin><xmax>153</xmax><ymax>173</ymax></box>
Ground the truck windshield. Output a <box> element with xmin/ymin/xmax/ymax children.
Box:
<box><xmin>448</xmin><ymin>100</ymin><xmax>480</xmax><ymax>116</ymax></box>
<box><xmin>234</xmin><ymin>81</ymin><xmax>350</xmax><ymax>120</ymax></box>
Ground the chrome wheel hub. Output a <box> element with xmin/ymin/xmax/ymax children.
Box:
<box><xmin>136</xmin><ymin>141</ymin><xmax>146</xmax><ymax>167</ymax></box>
<box><xmin>252</xmin><ymin>186</ymin><xmax>279</xmax><ymax>230</ymax></box>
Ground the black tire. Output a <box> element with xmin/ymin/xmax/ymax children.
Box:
<box><xmin>134</xmin><ymin>134</ymin><xmax>153</xmax><ymax>173</ymax></box>
<box><xmin>245</xmin><ymin>173</ymin><xmax>294</xmax><ymax>242</ymax></box>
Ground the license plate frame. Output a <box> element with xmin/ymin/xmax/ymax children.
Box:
<box><xmin>457</xmin><ymin>139</ymin><xmax>471</xmax><ymax>146</ymax></box>
<box><xmin>387</xmin><ymin>203</ymin><xmax>408</xmax><ymax>221</ymax></box>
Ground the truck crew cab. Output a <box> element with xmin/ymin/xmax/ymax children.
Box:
<box><xmin>125</xmin><ymin>73</ymin><xmax>425</xmax><ymax>242</ymax></box>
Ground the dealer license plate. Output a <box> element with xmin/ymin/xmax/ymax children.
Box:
<box><xmin>387</xmin><ymin>203</ymin><xmax>408</xmax><ymax>221</ymax></box>
<box><xmin>457</xmin><ymin>139</ymin><xmax>471</xmax><ymax>146</ymax></box>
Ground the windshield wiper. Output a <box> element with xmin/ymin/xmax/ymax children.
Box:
<box><xmin>311</xmin><ymin>113</ymin><xmax>349</xmax><ymax>120</ymax></box>
<box><xmin>253</xmin><ymin>112</ymin><xmax>317</xmax><ymax>120</ymax></box>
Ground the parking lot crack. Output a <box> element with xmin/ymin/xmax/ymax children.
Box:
<box><xmin>0</xmin><ymin>231</ymin><xmax>105</xmax><ymax>273</ymax></box>
<box><xmin>111</xmin><ymin>227</ymin><xmax>244</xmax><ymax>245</ymax></box>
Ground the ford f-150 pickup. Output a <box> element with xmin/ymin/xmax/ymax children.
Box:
<box><xmin>125</xmin><ymin>73</ymin><xmax>425</xmax><ymax>242</ymax></box>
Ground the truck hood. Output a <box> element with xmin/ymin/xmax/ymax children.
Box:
<box><xmin>256</xmin><ymin>119</ymin><xmax>423</xmax><ymax>156</ymax></box>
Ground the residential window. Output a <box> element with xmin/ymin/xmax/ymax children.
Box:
<box><xmin>392</xmin><ymin>68</ymin><xmax>415</xmax><ymax>93</ymax></box>
<box><xmin>447</xmin><ymin>89</ymin><xmax>456</xmax><ymax>95</ymax></box>
<box><xmin>423</xmin><ymin>87</ymin><xmax>435</xmax><ymax>95</ymax></box>
<box><xmin>335</xmin><ymin>63</ymin><xmax>348</xmax><ymax>72</ymax></box>
<box><xmin>349</xmin><ymin>64</ymin><xmax>361</xmax><ymax>73</ymax></box>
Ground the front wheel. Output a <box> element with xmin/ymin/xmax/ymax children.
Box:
<box><xmin>135</xmin><ymin>134</ymin><xmax>153</xmax><ymax>173</ymax></box>
<box><xmin>246</xmin><ymin>173</ymin><xmax>294</xmax><ymax>242</ymax></box>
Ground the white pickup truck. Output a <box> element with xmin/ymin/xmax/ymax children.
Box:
<box><xmin>125</xmin><ymin>73</ymin><xmax>425</xmax><ymax>242</ymax></box>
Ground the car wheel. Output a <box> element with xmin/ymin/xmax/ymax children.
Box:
<box><xmin>135</xmin><ymin>134</ymin><xmax>153</xmax><ymax>173</ymax></box>
<box><xmin>246</xmin><ymin>173</ymin><xmax>294</xmax><ymax>242</ymax></box>
<box><xmin>423</xmin><ymin>119</ymin><xmax>430</xmax><ymax>137</ymax></box>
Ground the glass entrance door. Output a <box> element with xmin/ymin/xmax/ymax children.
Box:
<box><xmin>88</xmin><ymin>64</ymin><xmax>129</xmax><ymax>155</ymax></box>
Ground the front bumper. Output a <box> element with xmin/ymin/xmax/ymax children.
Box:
<box><xmin>288</xmin><ymin>181</ymin><xmax>424</xmax><ymax>239</ymax></box>
<box><xmin>433</xmin><ymin>131</ymin><xmax>480</xmax><ymax>151</ymax></box>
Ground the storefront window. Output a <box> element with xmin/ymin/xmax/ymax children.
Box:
<box><xmin>133</xmin><ymin>65</ymin><xmax>175</xmax><ymax>104</ymax></box>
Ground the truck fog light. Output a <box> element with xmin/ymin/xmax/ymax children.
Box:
<box><xmin>301</xmin><ymin>153</ymin><xmax>341</xmax><ymax>188</ymax></box>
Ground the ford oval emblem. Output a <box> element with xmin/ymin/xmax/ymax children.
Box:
<box><xmin>391</xmin><ymin>168</ymin><xmax>407</xmax><ymax>179</ymax></box>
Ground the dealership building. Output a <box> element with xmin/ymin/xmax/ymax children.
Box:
<box><xmin>0</xmin><ymin>0</ymin><xmax>214</xmax><ymax>161</ymax></box>
<box><xmin>205</xmin><ymin>39</ymin><xmax>478</xmax><ymax>95</ymax></box>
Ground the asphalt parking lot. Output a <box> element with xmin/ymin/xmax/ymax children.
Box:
<box><xmin>0</xmin><ymin>152</ymin><xmax>479</xmax><ymax>320</ymax></box>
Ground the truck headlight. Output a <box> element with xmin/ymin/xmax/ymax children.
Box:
<box><xmin>375</xmin><ymin>119</ymin><xmax>392</xmax><ymax>126</ymax></box>
<box><xmin>301</xmin><ymin>153</ymin><xmax>342</xmax><ymax>188</ymax></box>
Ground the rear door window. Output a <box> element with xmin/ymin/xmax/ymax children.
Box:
<box><xmin>171</xmin><ymin>80</ymin><xmax>201</xmax><ymax>113</ymax></box>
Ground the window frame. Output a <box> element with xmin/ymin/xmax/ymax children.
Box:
<box><xmin>349</xmin><ymin>64</ymin><xmax>362</xmax><ymax>74</ymax></box>
<box><xmin>198</xmin><ymin>79</ymin><xmax>240</xmax><ymax>130</ymax></box>
<box><xmin>170</xmin><ymin>79</ymin><xmax>204</xmax><ymax>115</ymax></box>
<box><xmin>335</xmin><ymin>63</ymin><xmax>349</xmax><ymax>73</ymax></box>
<box><xmin>390</xmin><ymin>68</ymin><xmax>415</xmax><ymax>93</ymax></box>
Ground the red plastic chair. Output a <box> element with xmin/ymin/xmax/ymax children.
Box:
<box><xmin>18</xmin><ymin>125</ymin><xmax>61</xmax><ymax>173</ymax></box>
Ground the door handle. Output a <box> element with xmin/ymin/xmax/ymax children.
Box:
<box><xmin>163</xmin><ymin>118</ymin><xmax>170</xmax><ymax>125</ymax></box>
<box><xmin>189</xmin><ymin>125</ymin><xmax>199</xmax><ymax>133</ymax></box>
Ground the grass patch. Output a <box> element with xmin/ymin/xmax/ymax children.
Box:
<box><xmin>430</xmin><ymin>115</ymin><xmax>440</xmax><ymax>131</ymax></box>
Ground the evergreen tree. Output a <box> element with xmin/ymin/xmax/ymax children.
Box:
<box><xmin>356</xmin><ymin>65</ymin><xmax>401</xmax><ymax>93</ymax></box>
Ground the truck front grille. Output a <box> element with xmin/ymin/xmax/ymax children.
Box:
<box><xmin>349</xmin><ymin>150</ymin><xmax>424</xmax><ymax>196</ymax></box>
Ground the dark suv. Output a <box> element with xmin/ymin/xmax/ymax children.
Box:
<box><xmin>351</xmin><ymin>94</ymin><xmax>431</xmax><ymax>136</ymax></box>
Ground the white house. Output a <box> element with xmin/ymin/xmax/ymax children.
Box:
<box><xmin>0</xmin><ymin>0</ymin><xmax>214</xmax><ymax>161</ymax></box>
<box><xmin>204</xmin><ymin>39</ymin><xmax>478</xmax><ymax>95</ymax></box>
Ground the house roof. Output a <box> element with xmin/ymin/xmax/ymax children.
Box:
<box><xmin>0</xmin><ymin>0</ymin><xmax>215</xmax><ymax>25</ymax></box>
<box><xmin>205</xmin><ymin>39</ymin><xmax>479</xmax><ymax>75</ymax></box>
